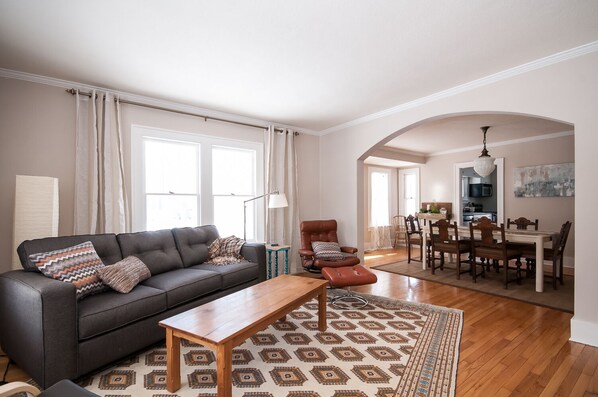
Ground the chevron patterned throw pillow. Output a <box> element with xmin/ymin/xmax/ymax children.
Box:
<box><xmin>30</xmin><ymin>241</ymin><xmax>108</xmax><ymax>300</ymax></box>
<box><xmin>311</xmin><ymin>241</ymin><xmax>344</xmax><ymax>260</ymax></box>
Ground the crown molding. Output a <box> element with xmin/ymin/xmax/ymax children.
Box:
<box><xmin>321</xmin><ymin>41</ymin><xmax>598</xmax><ymax>135</ymax></box>
<box><xmin>428</xmin><ymin>130</ymin><xmax>574</xmax><ymax>157</ymax></box>
<box><xmin>0</xmin><ymin>68</ymin><xmax>317</xmax><ymax>135</ymax></box>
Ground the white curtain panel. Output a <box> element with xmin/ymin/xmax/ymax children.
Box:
<box><xmin>265</xmin><ymin>126</ymin><xmax>300</xmax><ymax>273</ymax></box>
<box><xmin>369</xmin><ymin>225</ymin><xmax>393</xmax><ymax>249</ymax></box>
<box><xmin>74</xmin><ymin>90</ymin><xmax>130</xmax><ymax>234</ymax></box>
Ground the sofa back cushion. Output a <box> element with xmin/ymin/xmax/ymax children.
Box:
<box><xmin>116</xmin><ymin>229</ymin><xmax>183</xmax><ymax>275</ymax></box>
<box><xmin>171</xmin><ymin>225</ymin><xmax>220</xmax><ymax>267</ymax></box>
<box><xmin>18</xmin><ymin>234</ymin><xmax>122</xmax><ymax>272</ymax></box>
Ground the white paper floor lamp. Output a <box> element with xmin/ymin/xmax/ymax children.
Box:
<box><xmin>12</xmin><ymin>175</ymin><xmax>59</xmax><ymax>270</ymax></box>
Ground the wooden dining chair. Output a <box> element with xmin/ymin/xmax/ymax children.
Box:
<box><xmin>429</xmin><ymin>219</ymin><xmax>472</xmax><ymax>279</ymax></box>
<box><xmin>522</xmin><ymin>221</ymin><xmax>572</xmax><ymax>289</ymax></box>
<box><xmin>391</xmin><ymin>215</ymin><xmax>407</xmax><ymax>248</ymax></box>
<box><xmin>404</xmin><ymin>215</ymin><xmax>430</xmax><ymax>264</ymax></box>
<box><xmin>469</xmin><ymin>217</ymin><xmax>523</xmax><ymax>289</ymax></box>
<box><xmin>507</xmin><ymin>217</ymin><xmax>539</xmax><ymax>231</ymax></box>
<box><xmin>507</xmin><ymin>217</ymin><xmax>539</xmax><ymax>277</ymax></box>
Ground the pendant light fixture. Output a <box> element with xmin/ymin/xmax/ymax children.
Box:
<box><xmin>473</xmin><ymin>126</ymin><xmax>496</xmax><ymax>177</ymax></box>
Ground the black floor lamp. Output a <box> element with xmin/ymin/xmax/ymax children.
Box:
<box><xmin>243</xmin><ymin>190</ymin><xmax>288</xmax><ymax>241</ymax></box>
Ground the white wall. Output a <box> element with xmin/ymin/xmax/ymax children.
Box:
<box><xmin>0</xmin><ymin>77</ymin><xmax>321</xmax><ymax>274</ymax></box>
<box><xmin>320</xmin><ymin>51</ymin><xmax>598</xmax><ymax>347</ymax></box>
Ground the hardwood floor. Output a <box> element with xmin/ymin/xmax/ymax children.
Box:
<box><xmin>2</xmin><ymin>248</ymin><xmax>597</xmax><ymax>396</ymax></box>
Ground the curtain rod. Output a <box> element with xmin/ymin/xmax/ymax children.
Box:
<box><xmin>65</xmin><ymin>89</ymin><xmax>298</xmax><ymax>135</ymax></box>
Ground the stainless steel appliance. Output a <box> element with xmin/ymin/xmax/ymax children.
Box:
<box><xmin>469</xmin><ymin>183</ymin><xmax>493</xmax><ymax>197</ymax></box>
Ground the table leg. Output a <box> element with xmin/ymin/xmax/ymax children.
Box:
<box><xmin>274</xmin><ymin>252</ymin><xmax>279</xmax><ymax>277</ymax></box>
<box><xmin>535</xmin><ymin>236</ymin><xmax>545</xmax><ymax>292</ymax></box>
<box><xmin>284</xmin><ymin>249</ymin><xmax>289</xmax><ymax>275</ymax></box>
<box><xmin>267</xmin><ymin>251</ymin><xmax>272</xmax><ymax>279</ymax></box>
<box><xmin>318</xmin><ymin>286</ymin><xmax>327</xmax><ymax>331</ymax></box>
<box><xmin>216</xmin><ymin>341</ymin><xmax>233</xmax><ymax>397</ymax></box>
<box><xmin>165</xmin><ymin>328</ymin><xmax>181</xmax><ymax>392</ymax></box>
<box><xmin>422</xmin><ymin>232</ymin><xmax>428</xmax><ymax>270</ymax></box>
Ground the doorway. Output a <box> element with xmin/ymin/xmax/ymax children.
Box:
<box><xmin>454</xmin><ymin>159</ymin><xmax>504</xmax><ymax>227</ymax></box>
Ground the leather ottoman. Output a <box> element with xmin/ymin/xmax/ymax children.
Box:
<box><xmin>321</xmin><ymin>265</ymin><xmax>377</xmax><ymax>308</ymax></box>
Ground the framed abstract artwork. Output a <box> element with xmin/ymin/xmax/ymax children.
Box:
<box><xmin>513</xmin><ymin>163</ymin><xmax>574</xmax><ymax>198</ymax></box>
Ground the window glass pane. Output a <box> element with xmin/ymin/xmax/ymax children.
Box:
<box><xmin>145</xmin><ymin>139</ymin><xmax>198</xmax><ymax>194</ymax></box>
<box><xmin>404</xmin><ymin>174</ymin><xmax>415</xmax><ymax>199</ymax></box>
<box><xmin>213</xmin><ymin>196</ymin><xmax>253</xmax><ymax>239</ymax></box>
<box><xmin>371</xmin><ymin>171</ymin><xmax>390</xmax><ymax>226</ymax></box>
<box><xmin>146</xmin><ymin>195</ymin><xmax>197</xmax><ymax>231</ymax></box>
<box><xmin>212</xmin><ymin>146</ymin><xmax>255</xmax><ymax>195</ymax></box>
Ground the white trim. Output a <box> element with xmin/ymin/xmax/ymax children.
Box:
<box><xmin>571</xmin><ymin>317</ymin><xmax>598</xmax><ymax>347</ymax></box>
<box><xmin>320</xmin><ymin>41</ymin><xmax>598</xmax><ymax>135</ymax></box>
<box><xmin>430</xmin><ymin>130</ymin><xmax>574</xmax><ymax>157</ymax></box>
<box><xmin>0</xmin><ymin>67</ymin><xmax>317</xmax><ymax>136</ymax></box>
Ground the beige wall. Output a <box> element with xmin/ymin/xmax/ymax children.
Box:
<box><xmin>320</xmin><ymin>51</ymin><xmax>598</xmax><ymax>346</ymax></box>
<box><xmin>420</xmin><ymin>134</ymin><xmax>574</xmax><ymax>261</ymax></box>
<box><xmin>0</xmin><ymin>77</ymin><xmax>321</xmax><ymax>274</ymax></box>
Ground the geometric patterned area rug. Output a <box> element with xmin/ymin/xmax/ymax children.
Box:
<box><xmin>80</xmin><ymin>291</ymin><xmax>463</xmax><ymax>397</ymax></box>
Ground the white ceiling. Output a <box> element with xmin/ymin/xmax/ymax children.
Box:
<box><xmin>1</xmin><ymin>1</ymin><xmax>598</xmax><ymax>133</ymax></box>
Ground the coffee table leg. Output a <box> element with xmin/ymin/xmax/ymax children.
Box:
<box><xmin>318</xmin><ymin>286</ymin><xmax>327</xmax><ymax>331</ymax></box>
<box><xmin>217</xmin><ymin>341</ymin><xmax>233</xmax><ymax>397</ymax></box>
<box><xmin>165</xmin><ymin>328</ymin><xmax>181</xmax><ymax>392</ymax></box>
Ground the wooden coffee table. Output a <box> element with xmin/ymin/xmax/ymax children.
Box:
<box><xmin>159</xmin><ymin>274</ymin><xmax>328</xmax><ymax>396</ymax></box>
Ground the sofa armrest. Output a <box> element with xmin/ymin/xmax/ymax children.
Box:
<box><xmin>340</xmin><ymin>246</ymin><xmax>358</xmax><ymax>254</ymax></box>
<box><xmin>0</xmin><ymin>270</ymin><xmax>78</xmax><ymax>388</ymax></box>
<box><xmin>240</xmin><ymin>242</ymin><xmax>267</xmax><ymax>282</ymax></box>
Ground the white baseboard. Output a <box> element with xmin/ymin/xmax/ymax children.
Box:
<box><xmin>571</xmin><ymin>317</ymin><xmax>598</xmax><ymax>347</ymax></box>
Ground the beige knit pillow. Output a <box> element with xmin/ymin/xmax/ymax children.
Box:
<box><xmin>96</xmin><ymin>256</ymin><xmax>151</xmax><ymax>293</ymax></box>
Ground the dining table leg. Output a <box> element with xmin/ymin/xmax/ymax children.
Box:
<box><xmin>422</xmin><ymin>233</ymin><xmax>428</xmax><ymax>270</ymax></box>
<box><xmin>535</xmin><ymin>235</ymin><xmax>544</xmax><ymax>292</ymax></box>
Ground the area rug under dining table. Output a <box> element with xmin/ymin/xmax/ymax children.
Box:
<box><xmin>373</xmin><ymin>260</ymin><xmax>574</xmax><ymax>313</ymax></box>
<box><xmin>79</xmin><ymin>291</ymin><xmax>463</xmax><ymax>397</ymax></box>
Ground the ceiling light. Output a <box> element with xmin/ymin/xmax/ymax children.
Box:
<box><xmin>473</xmin><ymin>126</ymin><xmax>496</xmax><ymax>178</ymax></box>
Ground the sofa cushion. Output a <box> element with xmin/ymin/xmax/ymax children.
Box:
<box><xmin>172</xmin><ymin>225</ymin><xmax>219</xmax><ymax>267</ymax></box>
<box><xmin>78</xmin><ymin>285</ymin><xmax>167</xmax><ymax>340</ymax></box>
<box><xmin>140</xmin><ymin>268</ymin><xmax>222</xmax><ymax>308</ymax></box>
<box><xmin>96</xmin><ymin>256</ymin><xmax>151</xmax><ymax>293</ymax></box>
<box><xmin>117</xmin><ymin>229</ymin><xmax>183</xmax><ymax>275</ymax></box>
<box><xmin>191</xmin><ymin>261</ymin><xmax>260</xmax><ymax>289</ymax></box>
<box><xmin>30</xmin><ymin>241</ymin><xmax>109</xmax><ymax>300</ymax></box>
<box><xmin>18</xmin><ymin>234</ymin><xmax>122</xmax><ymax>272</ymax></box>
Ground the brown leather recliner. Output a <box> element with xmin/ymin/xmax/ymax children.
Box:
<box><xmin>299</xmin><ymin>219</ymin><xmax>360</xmax><ymax>272</ymax></box>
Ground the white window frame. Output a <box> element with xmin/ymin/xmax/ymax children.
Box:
<box><xmin>368</xmin><ymin>166</ymin><xmax>392</xmax><ymax>227</ymax></box>
<box><xmin>399</xmin><ymin>167</ymin><xmax>420</xmax><ymax>217</ymax></box>
<box><xmin>131</xmin><ymin>125</ymin><xmax>264</xmax><ymax>238</ymax></box>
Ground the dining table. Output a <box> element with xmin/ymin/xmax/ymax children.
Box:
<box><xmin>421</xmin><ymin>225</ymin><xmax>558</xmax><ymax>292</ymax></box>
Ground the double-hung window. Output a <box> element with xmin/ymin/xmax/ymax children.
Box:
<box><xmin>132</xmin><ymin>125</ymin><xmax>264</xmax><ymax>240</ymax></box>
<box><xmin>369</xmin><ymin>167</ymin><xmax>391</xmax><ymax>227</ymax></box>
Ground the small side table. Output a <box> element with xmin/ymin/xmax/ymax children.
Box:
<box><xmin>265</xmin><ymin>244</ymin><xmax>291</xmax><ymax>279</ymax></box>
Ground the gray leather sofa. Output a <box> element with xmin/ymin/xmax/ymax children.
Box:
<box><xmin>0</xmin><ymin>225</ymin><xmax>266</xmax><ymax>388</ymax></box>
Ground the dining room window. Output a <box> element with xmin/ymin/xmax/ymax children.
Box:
<box><xmin>369</xmin><ymin>167</ymin><xmax>391</xmax><ymax>227</ymax></box>
<box><xmin>399</xmin><ymin>168</ymin><xmax>420</xmax><ymax>216</ymax></box>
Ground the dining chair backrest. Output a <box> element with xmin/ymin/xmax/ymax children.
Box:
<box><xmin>470</xmin><ymin>217</ymin><xmax>504</xmax><ymax>246</ymax></box>
<box><xmin>404</xmin><ymin>214</ymin><xmax>421</xmax><ymax>235</ymax></box>
<box><xmin>429</xmin><ymin>219</ymin><xmax>459</xmax><ymax>242</ymax></box>
<box><xmin>507</xmin><ymin>217</ymin><xmax>539</xmax><ymax>231</ymax></box>
<box><xmin>555</xmin><ymin>221</ymin><xmax>572</xmax><ymax>255</ymax></box>
<box><xmin>471</xmin><ymin>216</ymin><xmax>494</xmax><ymax>226</ymax></box>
